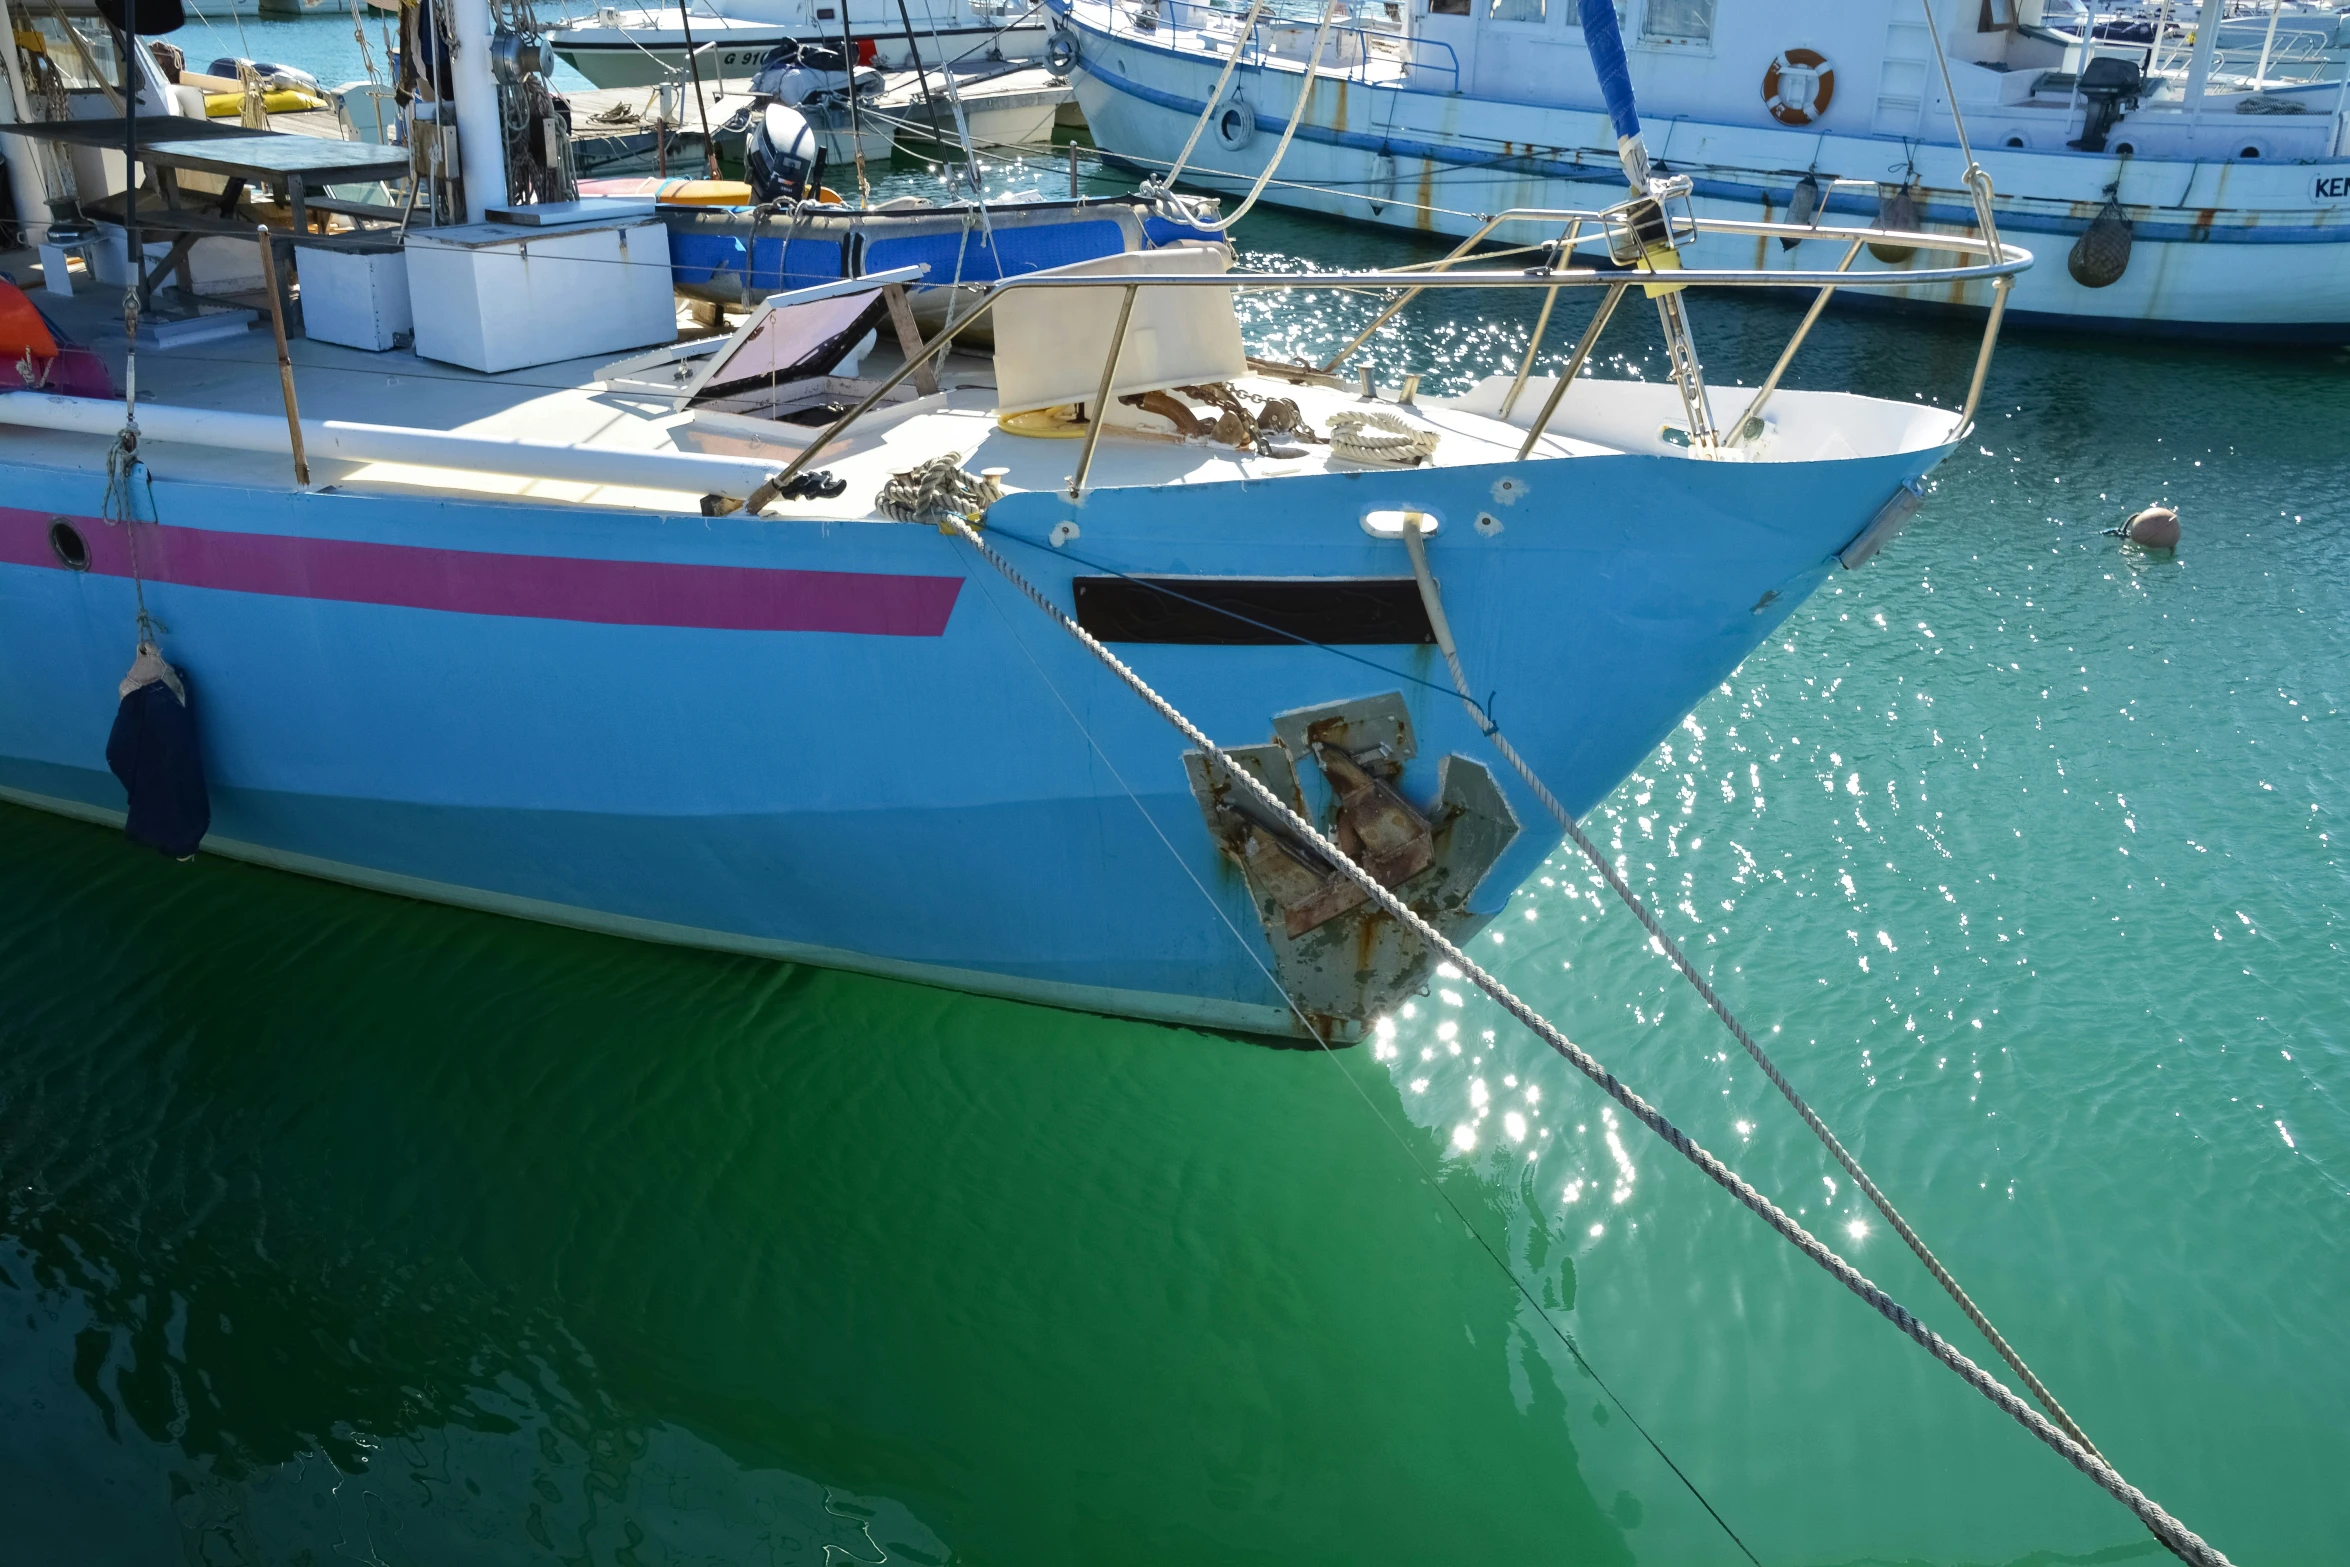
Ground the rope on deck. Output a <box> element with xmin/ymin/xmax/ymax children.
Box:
<box><xmin>943</xmin><ymin>512</ymin><xmax>2235</xmax><ymax>1567</ymax></box>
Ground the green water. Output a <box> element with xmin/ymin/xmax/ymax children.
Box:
<box><xmin>6</xmin><ymin>86</ymin><xmax>2349</xmax><ymax>1562</ymax></box>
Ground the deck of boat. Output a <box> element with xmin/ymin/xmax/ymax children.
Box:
<box><xmin>8</xmin><ymin>259</ymin><xmax>1612</xmax><ymax>520</ymax></box>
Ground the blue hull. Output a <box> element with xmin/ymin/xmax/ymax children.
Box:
<box><xmin>0</xmin><ymin>442</ymin><xmax>1937</xmax><ymax>1034</ymax></box>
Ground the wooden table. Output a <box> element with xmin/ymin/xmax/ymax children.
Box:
<box><xmin>0</xmin><ymin>118</ymin><xmax>412</xmax><ymax>320</ymax></box>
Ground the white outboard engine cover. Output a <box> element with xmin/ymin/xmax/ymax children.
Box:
<box><xmin>746</xmin><ymin>102</ymin><xmax>820</xmax><ymax>202</ymax></box>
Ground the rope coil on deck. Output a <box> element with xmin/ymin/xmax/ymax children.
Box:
<box><xmin>945</xmin><ymin>514</ymin><xmax>2234</xmax><ymax>1567</ymax></box>
<box><xmin>1326</xmin><ymin>408</ymin><xmax>1440</xmax><ymax>466</ymax></box>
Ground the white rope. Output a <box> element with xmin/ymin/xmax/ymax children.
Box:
<box><xmin>943</xmin><ymin>513</ymin><xmax>2235</xmax><ymax>1567</ymax></box>
<box><xmin>1157</xmin><ymin>0</ymin><xmax>1273</xmax><ymax>189</ymax></box>
<box><xmin>1157</xmin><ymin>0</ymin><xmax>1346</xmax><ymax>233</ymax></box>
<box><xmin>1326</xmin><ymin>406</ymin><xmax>1439</xmax><ymax>466</ymax></box>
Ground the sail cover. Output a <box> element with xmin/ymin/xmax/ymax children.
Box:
<box><xmin>1578</xmin><ymin>0</ymin><xmax>1650</xmax><ymax>186</ymax></box>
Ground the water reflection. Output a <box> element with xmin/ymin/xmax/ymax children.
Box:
<box><xmin>0</xmin><ymin>803</ymin><xmax>1668</xmax><ymax>1564</ymax></box>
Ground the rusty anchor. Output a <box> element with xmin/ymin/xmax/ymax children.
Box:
<box><xmin>1184</xmin><ymin>692</ymin><xmax>1520</xmax><ymax>1035</ymax></box>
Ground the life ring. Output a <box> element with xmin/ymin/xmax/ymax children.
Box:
<box><xmin>1213</xmin><ymin>89</ymin><xmax>1256</xmax><ymax>152</ymax></box>
<box><xmin>1762</xmin><ymin>48</ymin><xmax>1834</xmax><ymax>126</ymax></box>
<box><xmin>1045</xmin><ymin>27</ymin><xmax>1078</xmax><ymax>75</ymax></box>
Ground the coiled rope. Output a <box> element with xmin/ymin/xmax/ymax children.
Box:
<box><xmin>1395</xmin><ymin>520</ymin><xmax>2106</xmax><ymax>1460</ymax></box>
<box><xmin>943</xmin><ymin>513</ymin><xmax>2233</xmax><ymax>1567</ymax></box>
<box><xmin>1326</xmin><ymin>407</ymin><xmax>1441</xmax><ymax>467</ymax></box>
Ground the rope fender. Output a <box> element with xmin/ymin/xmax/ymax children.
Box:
<box><xmin>945</xmin><ymin>515</ymin><xmax>2235</xmax><ymax>1567</ymax></box>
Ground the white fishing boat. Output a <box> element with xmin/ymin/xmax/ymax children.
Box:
<box><xmin>1055</xmin><ymin>0</ymin><xmax>2350</xmax><ymax>338</ymax></box>
<box><xmin>549</xmin><ymin>0</ymin><xmax>1047</xmax><ymax>90</ymax></box>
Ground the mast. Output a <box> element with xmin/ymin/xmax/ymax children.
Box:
<box><xmin>2183</xmin><ymin>0</ymin><xmax>2222</xmax><ymax>111</ymax></box>
<box><xmin>450</xmin><ymin>0</ymin><xmax>510</xmax><ymax>220</ymax></box>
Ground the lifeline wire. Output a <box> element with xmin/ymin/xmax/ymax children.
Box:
<box><xmin>943</xmin><ymin>514</ymin><xmax>2234</xmax><ymax>1567</ymax></box>
<box><xmin>952</xmin><ymin>542</ymin><xmax>1761</xmax><ymax>1565</ymax></box>
<box><xmin>1395</xmin><ymin>521</ymin><xmax>2106</xmax><ymax>1463</ymax></box>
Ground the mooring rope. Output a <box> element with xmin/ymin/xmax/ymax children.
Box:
<box><xmin>1150</xmin><ymin>0</ymin><xmax>1346</xmax><ymax>233</ymax></box>
<box><xmin>1394</xmin><ymin>520</ymin><xmax>2106</xmax><ymax>1462</ymax></box>
<box><xmin>943</xmin><ymin>513</ymin><xmax>2233</xmax><ymax>1567</ymax></box>
<box><xmin>955</xmin><ymin>543</ymin><xmax>1764</xmax><ymax>1563</ymax></box>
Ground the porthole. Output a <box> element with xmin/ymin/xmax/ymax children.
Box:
<box><xmin>48</xmin><ymin>518</ymin><xmax>88</xmax><ymax>571</ymax></box>
<box><xmin>2238</xmin><ymin>143</ymin><xmax>2262</xmax><ymax>159</ymax></box>
<box><xmin>2004</xmin><ymin>134</ymin><xmax>2026</xmax><ymax>148</ymax></box>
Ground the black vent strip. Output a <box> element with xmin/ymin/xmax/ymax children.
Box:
<box><xmin>1072</xmin><ymin>576</ymin><xmax>1436</xmax><ymax>646</ymax></box>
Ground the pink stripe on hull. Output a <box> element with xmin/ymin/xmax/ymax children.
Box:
<box><xmin>0</xmin><ymin>507</ymin><xmax>962</xmax><ymax>636</ymax></box>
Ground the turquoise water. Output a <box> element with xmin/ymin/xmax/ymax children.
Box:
<box><xmin>6</xmin><ymin>55</ymin><xmax>2349</xmax><ymax>1563</ymax></box>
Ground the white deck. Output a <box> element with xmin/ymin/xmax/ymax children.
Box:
<box><xmin>13</xmin><ymin>252</ymin><xmax>1956</xmax><ymax>520</ymax></box>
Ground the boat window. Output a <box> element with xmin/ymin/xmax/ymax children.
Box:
<box><xmin>1639</xmin><ymin>0</ymin><xmax>1713</xmax><ymax>41</ymax></box>
<box><xmin>1566</xmin><ymin>0</ymin><xmax>1625</xmax><ymax>27</ymax></box>
<box><xmin>1427</xmin><ymin>0</ymin><xmax>1471</xmax><ymax>17</ymax></box>
<box><xmin>1488</xmin><ymin>0</ymin><xmax>1544</xmax><ymax>22</ymax></box>
<box><xmin>1978</xmin><ymin>0</ymin><xmax>2018</xmax><ymax>31</ymax></box>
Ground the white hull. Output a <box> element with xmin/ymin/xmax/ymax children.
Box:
<box><xmin>553</xmin><ymin>7</ymin><xmax>1046</xmax><ymax>90</ymax></box>
<box><xmin>1059</xmin><ymin>0</ymin><xmax>2350</xmax><ymax>337</ymax></box>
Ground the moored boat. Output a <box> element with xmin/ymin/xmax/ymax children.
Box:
<box><xmin>1056</xmin><ymin>0</ymin><xmax>2350</xmax><ymax>339</ymax></box>
<box><xmin>549</xmin><ymin>0</ymin><xmax>1049</xmax><ymax>91</ymax></box>
<box><xmin>0</xmin><ymin>0</ymin><xmax>2028</xmax><ymax>1038</ymax></box>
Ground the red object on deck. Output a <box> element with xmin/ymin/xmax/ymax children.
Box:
<box><xmin>0</xmin><ymin>276</ymin><xmax>118</xmax><ymax>400</ymax></box>
<box><xmin>0</xmin><ymin>278</ymin><xmax>60</xmax><ymax>362</ymax></box>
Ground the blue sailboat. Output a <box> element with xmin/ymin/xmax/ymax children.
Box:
<box><xmin>0</xmin><ymin>0</ymin><xmax>2024</xmax><ymax>1037</ymax></box>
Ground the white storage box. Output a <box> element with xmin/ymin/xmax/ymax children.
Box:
<box><xmin>403</xmin><ymin>217</ymin><xmax>676</xmax><ymax>374</ymax></box>
<box><xmin>297</xmin><ymin>242</ymin><xmax>414</xmax><ymax>351</ymax></box>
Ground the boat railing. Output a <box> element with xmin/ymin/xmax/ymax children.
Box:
<box><xmin>739</xmin><ymin>209</ymin><xmax>2030</xmax><ymax>513</ymax></box>
<box><xmin>1099</xmin><ymin>0</ymin><xmax>1458</xmax><ymax>92</ymax></box>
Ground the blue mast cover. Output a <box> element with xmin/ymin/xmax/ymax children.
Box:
<box><xmin>1577</xmin><ymin>0</ymin><xmax>1641</xmax><ymax>144</ymax></box>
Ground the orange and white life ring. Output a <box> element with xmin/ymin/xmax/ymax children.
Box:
<box><xmin>1762</xmin><ymin>48</ymin><xmax>1835</xmax><ymax>126</ymax></box>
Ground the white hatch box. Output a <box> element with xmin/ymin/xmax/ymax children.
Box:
<box><xmin>402</xmin><ymin>214</ymin><xmax>675</xmax><ymax>374</ymax></box>
<box><xmin>297</xmin><ymin>242</ymin><xmax>413</xmax><ymax>353</ymax></box>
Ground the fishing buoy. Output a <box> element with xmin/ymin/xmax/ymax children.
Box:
<box><xmin>2123</xmin><ymin>504</ymin><xmax>2179</xmax><ymax>550</ymax></box>
<box><xmin>1779</xmin><ymin>171</ymin><xmax>1821</xmax><ymax>251</ymax></box>
<box><xmin>2068</xmin><ymin>194</ymin><xmax>2133</xmax><ymax>288</ymax></box>
<box><xmin>1868</xmin><ymin>181</ymin><xmax>1919</xmax><ymax>263</ymax></box>
<box><xmin>105</xmin><ymin>642</ymin><xmax>209</xmax><ymax>859</ymax></box>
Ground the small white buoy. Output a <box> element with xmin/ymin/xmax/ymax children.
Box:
<box><xmin>2124</xmin><ymin>504</ymin><xmax>2179</xmax><ymax>550</ymax></box>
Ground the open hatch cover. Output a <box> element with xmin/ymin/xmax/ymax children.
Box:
<box><xmin>597</xmin><ymin>265</ymin><xmax>924</xmax><ymax>406</ymax></box>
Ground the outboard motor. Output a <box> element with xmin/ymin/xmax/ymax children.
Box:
<box><xmin>2067</xmin><ymin>55</ymin><xmax>2144</xmax><ymax>152</ymax></box>
<box><xmin>746</xmin><ymin>101</ymin><xmax>824</xmax><ymax>202</ymax></box>
<box><xmin>749</xmin><ymin>40</ymin><xmax>879</xmax><ymax>106</ymax></box>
